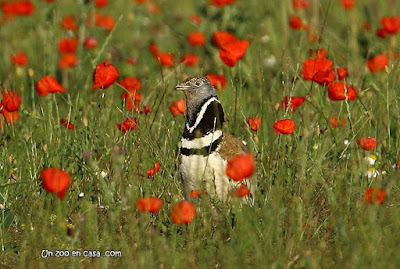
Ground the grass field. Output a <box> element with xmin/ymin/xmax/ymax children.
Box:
<box><xmin>1</xmin><ymin>0</ymin><xmax>400</xmax><ymax>267</ymax></box>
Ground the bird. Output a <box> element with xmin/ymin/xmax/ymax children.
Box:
<box><xmin>174</xmin><ymin>76</ymin><xmax>255</xmax><ymax>205</ymax></box>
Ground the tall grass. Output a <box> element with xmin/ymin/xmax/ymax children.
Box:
<box><xmin>1</xmin><ymin>0</ymin><xmax>400</xmax><ymax>267</ymax></box>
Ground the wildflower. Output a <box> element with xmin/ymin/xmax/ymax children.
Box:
<box><xmin>273</xmin><ymin>119</ymin><xmax>296</xmax><ymax>134</ymax></box>
<box><xmin>364</xmin><ymin>154</ymin><xmax>377</xmax><ymax>166</ymax></box>
<box><xmin>247</xmin><ymin>116</ymin><xmax>261</xmax><ymax>131</ymax></box>
<box><xmin>60</xmin><ymin>118</ymin><xmax>75</xmax><ymax>130</ymax></box>
<box><xmin>330</xmin><ymin>116</ymin><xmax>345</xmax><ymax>128</ymax></box>
<box><xmin>41</xmin><ymin>168</ymin><xmax>71</xmax><ymax>199</ymax></box>
<box><xmin>0</xmin><ymin>108</ymin><xmax>18</xmax><ymax>123</ymax></box>
<box><xmin>188</xmin><ymin>32</ymin><xmax>205</xmax><ymax>46</ymax></box>
<box><xmin>83</xmin><ymin>36</ymin><xmax>98</xmax><ymax>49</ymax></box>
<box><xmin>92</xmin><ymin>61</ymin><xmax>119</xmax><ymax>90</ymax></box>
<box><xmin>59</xmin><ymin>53</ymin><xmax>77</xmax><ymax>69</ymax></box>
<box><xmin>225</xmin><ymin>153</ymin><xmax>255</xmax><ymax>181</ymax></box>
<box><xmin>190</xmin><ymin>14</ymin><xmax>201</xmax><ymax>25</ymax></box>
<box><xmin>341</xmin><ymin>0</ymin><xmax>355</xmax><ymax>10</ymax></box>
<box><xmin>1</xmin><ymin>90</ymin><xmax>21</xmax><ymax>112</ymax></box>
<box><xmin>121</xmin><ymin>91</ymin><xmax>141</xmax><ymax>111</ymax></box>
<box><xmin>117</xmin><ymin>117</ymin><xmax>137</xmax><ymax>133</ymax></box>
<box><xmin>157</xmin><ymin>52</ymin><xmax>175</xmax><ymax>67</ymax></box>
<box><xmin>1</xmin><ymin>1</ymin><xmax>34</xmax><ymax>16</ymax></box>
<box><xmin>229</xmin><ymin>184</ymin><xmax>250</xmax><ymax>197</ymax></box>
<box><xmin>362</xmin><ymin>187</ymin><xmax>386</xmax><ymax>204</ymax></box>
<box><xmin>58</xmin><ymin>38</ymin><xmax>79</xmax><ymax>54</ymax></box>
<box><xmin>126</xmin><ymin>57</ymin><xmax>138</xmax><ymax>65</ymax></box>
<box><xmin>10</xmin><ymin>53</ymin><xmax>28</xmax><ymax>66</ymax></box>
<box><xmin>219</xmin><ymin>39</ymin><xmax>249</xmax><ymax>67</ymax></box>
<box><xmin>289</xmin><ymin>15</ymin><xmax>305</xmax><ymax>30</ymax></box>
<box><xmin>327</xmin><ymin>82</ymin><xmax>358</xmax><ymax>101</ymax></box>
<box><xmin>206</xmin><ymin>73</ymin><xmax>226</xmax><ymax>89</ymax></box>
<box><xmin>309</xmin><ymin>48</ymin><xmax>326</xmax><ymax>59</ymax></box>
<box><xmin>136</xmin><ymin>197</ymin><xmax>163</xmax><ymax>213</ymax></box>
<box><xmin>336</xmin><ymin>67</ymin><xmax>348</xmax><ymax>80</ymax></box>
<box><xmin>118</xmin><ymin>77</ymin><xmax>141</xmax><ymax>91</ymax></box>
<box><xmin>62</xmin><ymin>15</ymin><xmax>78</xmax><ymax>31</ymax></box>
<box><xmin>357</xmin><ymin>137</ymin><xmax>377</xmax><ymax>151</ymax></box>
<box><xmin>292</xmin><ymin>0</ymin><xmax>308</xmax><ymax>9</ymax></box>
<box><xmin>380</xmin><ymin>16</ymin><xmax>400</xmax><ymax>35</ymax></box>
<box><xmin>367</xmin><ymin>54</ymin><xmax>389</xmax><ymax>73</ymax></box>
<box><xmin>190</xmin><ymin>190</ymin><xmax>207</xmax><ymax>198</ymax></box>
<box><xmin>96</xmin><ymin>14</ymin><xmax>115</xmax><ymax>30</ymax></box>
<box><xmin>35</xmin><ymin>75</ymin><xmax>67</xmax><ymax>96</ymax></box>
<box><xmin>169</xmin><ymin>100</ymin><xmax>186</xmax><ymax>117</ymax></box>
<box><xmin>147</xmin><ymin>161</ymin><xmax>161</xmax><ymax>177</ymax></box>
<box><xmin>171</xmin><ymin>201</ymin><xmax>197</xmax><ymax>224</ymax></box>
<box><xmin>180</xmin><ymin>53</ymin><xmax>199</xmax><ymax>66</ymax></box>
<box><xmin>301</xmin><ymin>57</ymin><xmax>333</xmax><ymax>81</ymax></box>
<box><xmin>281</xmin><ymin>96</ymin><xmax>306</xmax><ymax>112</ymax></box>
<box><xmin>210</xmin><ymin>0</ymin><xmax>235</xmax><ymax>7</ymax></box>
<box><xmin>95</xmin><ymin>0</ymin><xmax>108</xmax><ymax>8</ymax></box>
<box><xmin>212</xmin><ymin>31</ymin><xmax>237</xmax><ymax>49</ymax></box>
<box><xmin>154</xmin><ymin>161</ymin><xmax>161</xmax><ymax>172</ymax></box>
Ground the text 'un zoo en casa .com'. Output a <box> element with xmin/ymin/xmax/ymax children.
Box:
<box><xmin>41</xmin><ymin>249</ymin><xmax>122</xmax><ymax>258</ymax></box>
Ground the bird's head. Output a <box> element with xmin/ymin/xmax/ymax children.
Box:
<box><xmin>175</xmin><ymin>76</ymin><xmax>217</xmax><ymax>102</ymax></box>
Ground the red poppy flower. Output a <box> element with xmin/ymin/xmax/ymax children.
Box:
<box><xmin>59</xmin><ymin>53</ymin><xmax>77</xmax><ymax>69</ymax></box>
<box><xmin>302</xmin><ymin>57</ymin><xmax>333</xmax><ymax>81</ymax></box>
<box><xmin>1</xmin><ymin>90</ymin><xmax>21</xmax><ymax>112</ymax></box>
<box><xmin>357</xmin><ymin>137</ymin><xmax>377</xmax><ymax>151</ymax></box>
<box><xmin>95</xmin><ymin>0</ymin><xmax>108</xmax><ymax>8</ymax></box>
<box><xmin>247</xmin><ymin>116</ymin><xmax>261</xmax><ymax>131</ymax></box>
<box><xmin>169</xmin><ymin>100</ymin><xmax>186</xmax><ymax>117</ymax></box>
<box><xmin>96</xmin><ymin>14</ymin><xmax>115</xmax><ymax>30</ymax></box>
<box><xmin>126</xmin><ymin>57</ymin><xmax>138</xmax><ymax>65</ymax></box>
<box><xmin>92</xmin><ymin>61</ymin><xmax>119</xmax><ymax>90</ymax></box>
<box><xmin>380</xmin><ymin>16</ymin><xmax>400</xmax><ymax>35</ymax></box>
<box><xmin>273</xmin><ymin>119</ymin><xmax>296</xmax><ymax>134</ymax></box>
<box><xmin>341</xmin><ymin>0</ymin><xmax>355</xmax><ymax>10</ymax></box>
<box><xmin>10</xmin><ymin>53</ymin><xmax>28</xmax><ymax>66</ymax></box>
<box><xmin>154</xmin><ymin>161</ymin><xmax>161</xmax><ymax>172</ymax></box>
<box><xmin>83</xmin><ymin>36</ymin><xmax>98</xmax><ymax>49</ymax></box>
<box><xmin>362</xmin><ymin>187</ymin><xmax>386</xmax><ymax>204</ymax></box>
<box><xmin>327</xmin><ymin>82</ymin><xmax>358</xmax><ymax>101</ymax></box>
<box><xmin>190</xmin><ymin>14</ymin><xmax>201</xmax><ymax>25</ymax></box>
<box><xmin>147</xmin><ymin>167</ymin><xmax>155</xmax><ymax>177</ymax></box>
<box><xmin>309</xmin><ymin>48</ymin><xmax>326</xmax><ymax>59</ymax></box>
<box><xmin>35</xmin><ymin>75</ymin><xmax>67</xmax><ymax>96</ymax></box>
<box><xmin>117</xmin><ymin>117</ymin><xmax>137</xmax><ymax>133</ymax></box>
<box><xmin>230</xmin><ymin>184</ymin><xmax>250</xmax><ymax>197</ymax></box>
<box><xmin>367</xmin><ymin>54</ymin><xmax>389</xmax><ymax>73</ymax></box>
<box><xmin>0</xmin><ymin>108</ymin><xmax>18</xmax><ymax>124</ymax></box>
<box><xmin>212</xmin><ymin>31</ymin><xmax>237</xmax><ymax>49</ymax></box>
<box><xmin>157</xmin><ymin>52</ymin><xmax>175</xmax><ymax>67</ymax></box>
<box><xmin>1</xmin><ymin>1</ymin><xmax>34</xmax><ymax>16</ymax></box>
<box><xmin>225</xmin><ymin>153</ymin><xmax>255</xmax><ymax>181</ymax></box>
<box><xmin>190</xmin><ymin>190</ymin><xmax>207</xmax><ymax>198</ymax></box>
<box><xmin>281</xmin><ymin>96</ymin><xmax>306</xmax><ymax>112</ymax></box>
<box><xmin>62</xmin><ymin>15</ymin><xmax>78</xmax><ymax>31</ymax></box>
<box><xmin>180</xmin><ymin>53</ymin><xmax>199</xmax><ymax>66</ymax></box>
<box><xmin>136</xmin><ymin>197</ymin><xmax>163</xmax><ymax>213</ymax></box>
<box><xmin>171</xmin><ymin>201</ymin><xmax>197</xmax><ymax>224</ymax></box>
<box><xmin>292</xmin><ymin>0</ymin><xmax>308</xmax><ymax>9</ymax></box>
<box><xmin>206</xmin><ymin>73</ymin><xmax>226</xmax><ymax>89</ymax></box>
<box><xmin>336</xmin><ymin>67</ymin><xmax>348</xmax><ymax>80</ymax></box>
<box><xmin>363</xmin><ymin>22</ymin><xmax>371</xmax><ymax>31</ymax></box>
<box><xmin>149</xmin><ymin>43</ymin><xmax>159</xmax><ymax>57</ymax></box>
<box><xmin>219</xmin><ymin>39</ymin><xmax>249</xmax><ymax>67</ymax></box>
<box><xmin>188</xmin><ymin>32</ymin><xmax>205</xmax><ymax>46</ymax></box>
<box><xmin>40</xmin><ymin>168</ymin><xmax>71</xmax><ymax>199</ymax></box>
<box><xmin>118</xmin><ymin>77</ymin><xmax>141</xmax><ymax>91</ymax></box>
<box><xmin>58</xmin><ymin>38</ymin><xmax>79</xmax><ymax>54</ymax></box>
<box><xmin>60</xmin><ymin>118</ymin><xmax>75</xmax><ymax>130</ymax></box>
<box><xmin>210</xmin><ymin>0</ymin><xmax>235</xmax><ymax>7</ymax></box>
<box><xmin>330</xmin><ymin>116</ymin><xmax>345</xmax><ymax>128</ymax></box>
<box><xmin>376</xmin><ymin>28</ymin><xmax>388</xmax><ymax>38</ymax></box>
<box><xmin>289</xmin><ymin>15</ymin><xmax>305</xmax><ymax>30</ymax></box>
<box><xmin>312</xmin><ymin>68</ymin><xmax>335</xmax><ymax>85</ymax></box>
<box><xmin>121</xmin><ymin>91</ymin><xmax>141</xmax><ymax>111</ymax></box>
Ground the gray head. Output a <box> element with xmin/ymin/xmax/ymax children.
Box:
<box><xmin>175</xmin><ymin>76</ymin><xmax>218</xmax><ymax>122</ymax></box>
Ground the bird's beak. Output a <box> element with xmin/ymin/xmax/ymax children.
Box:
<box><xmin>174</xmin><ymin>83</ymin><xmax>189</xmax><ymax>91</ymax></box>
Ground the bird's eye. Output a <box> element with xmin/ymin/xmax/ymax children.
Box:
<box><xmin>194</xmin><ymin>81</ymin><xmax>202</xmax><ymax>87</ymax></box>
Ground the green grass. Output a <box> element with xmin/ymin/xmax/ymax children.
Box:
<box><xmin>1</xmin><ymin>0</ymin><xmax>400</xmax><ymax>267</ymax></box>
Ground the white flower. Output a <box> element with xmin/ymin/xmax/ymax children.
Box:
<box><xmin>343</xmin><ymin>139</ymin><xmax>349</xmax><ymax>145</ymax></box>
<box><xmin>365</xmin><ymin>168</ymin><xmax>379</xmax><ymax>178</ymax></box>
<box><xmin>364</xmin><ymin>154</ymin><xmax>377</xmax><ymax>166</ymax></box>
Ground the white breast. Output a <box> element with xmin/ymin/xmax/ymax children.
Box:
<box><xmin>180</xmin><ymin>152</ymin><xmax>229</xmax><ymax>201</ymax></box>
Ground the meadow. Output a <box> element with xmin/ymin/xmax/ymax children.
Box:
<box><xmin>1</xmin><ymin>0</ymin><xmax>400</xmax><ymax>267</ymax></box>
